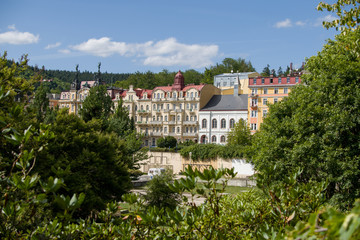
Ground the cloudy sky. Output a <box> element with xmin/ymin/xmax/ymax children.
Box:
<box><xmin>0</xmin><ymin>0</ymin><xmax>337</xmax><ymax>74</ymax></box>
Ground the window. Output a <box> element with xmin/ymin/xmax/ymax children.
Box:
<box><xmin>141</xmin><ymin>105</ymin><xmax>143</xmax><ymax>111</ymax></box>
<box><xmin>287</xmin><ymin>77</ymin><xmax>290</xmax><ymax>83</ymax></box>
<box><xmin>220</xmin><ymin>135</ymin><xmax>226</xmax><ymax>143</ymax></box>
<box><xmin>191</xmin><ymin>92</ymin><xmax>193</xmax><ymax>98</ymax></box>
<box><xmin>165</xmin><ymin>115</ymin><xmax>168</xmax><ymax>121</ymax></box>
<box><xmin>263</xmin><ymin>98</ymin><xmax>268</xmax><ymax>105</ymax></box>
<box><xmin>177</xmin><ymin>127</ymin><xmax>180</xmax><ymax>133</ymax></box>
<box><xmin>250</xmin><ymin>123</ymin><xmax>257</xmax><ymax>130</ymax></box>
<box><xmin>187</xmin><ymin>103</ymin><xmax>190</xmax><ymax>109</ymax></box>
<box><xmin>152</xmin><ymin>138</ymin><xmax>155</xmax><ymax>146</ymax></box>
<box><xmin>157</xmin><ymin>93</ymin><xmax>160</xmax><ymax>99</ymax></box>
<box><xmin>251</xmin><ymin>98</ymin><xmax>258</xmax><ymax>106</ymax></box>
<box><xmin>212</xmin><ymin>135</ymin><xmax>217</xmax><ymax>143</ymax></box>
<box><xmin>270</xmin><ymin>78</ymin><xmax>273</xmax><ymax>84</ymax></box>
<box><xmin>167</xmin><ymin>104</ymin><xmax>169</xmax><ymax>109</ymax></box>
<box><xmin>263</xmin><ymin>88</ymin><xmax>268</xmax><ymax>94</ymax></box>
<box><xmin>251</xmin><ymin>88</ymin><xmax>257</xmax><ymax>95</ymax></box>
<box><xmin>202</xmin><ymin>119</ymin><xmax>207</xmax><ymax>128</ymax></box>
<box><xmin>261</xmin><ymin>78</ymin><xmax>265</xmax><ymax>84</ymax></box>
<box><xmin>284</xmin><ymin>88</ymin><xmax>288</xmax><ymax>94</ymax></box>
<box><xmin>253</xmin><ymin>78</ymin><xmax>257</xmax><ymax>84</ymax></box>
<box><xmin>212</xmin><ymin>119</ymin><xmax>217</xmax><ymax>128</ymax></box>
<box><xmin>274</xmin><ymin>98</ymin><xmax>278</xmax><ymax>103</ymax></box>
<box><xmin>221</xmin><ymin>118</ymin><xmax>226</xmax><ymax>128</ymax></box>
<box><xmin>153</xmin><ymin>104</ymin><xmax>156</xmax><ymax>109</ymax></box>
<box><xmin>194</xmin><ymin>127</ymin><xmax>197</xmax><ymax>132</ymax></box>
<box><xmin>295</xmin><ymin>77</ymin><xmax>299</xmax><ymax>83</ymax></box>
<box><xmin>173</xmin><ymin>104</ymin><xmax>176</xmax><ymax>110</ymax></box>
<box><xmin>229</xmin><ymin>119</ymin><xmax>235</xmax><ymax>128</ymax></box>
<box><xmin>195</xmin><ymin>92</ymin><xmax>198</xmax><ymax>98</ymax></box>
<box><xmin>186</xmin><ymin>115</ymin><xmax>189</xmax><ymax>121</ymax></box>
<box><xmin>263</xmin><ymin>110</ymin><xmax>268</xmax><ymax>117</ymax></box>
<box><xmin>146</xmin><ymin>105</ymin><xmax>149</xmax><ymax>111</ymax></box>
<box><xmin>177</xmin><ymin>115</ymin><xmax>180</xmax><ymax>121</ymax></box>
<box><xmin>190</xmin><ymin>127</ymin><xmax>193</xmax><ymax>133</ymax></box>
<box><xmin>274</xmin><ymin>88</ymin><xmax>279</xmax><ymax>94</ymax></box>
<box><xmin>186</xmin><ymin>127</ymin><xmax>188</xmax><ymax>133</ymax></box>
<box><xmin>251</xmin><ymin>110</ymin><xmax>258</xmax><ymax>118</ymax></box>
<box><xmin>278</xmin><ymin>77</ymin><xmax>282</xmax><ymax>84</ymax></box>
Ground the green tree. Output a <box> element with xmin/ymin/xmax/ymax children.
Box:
<box><xmin>32</xmin><ymin>83</ymin><xmax>49</xmax><ymax>122</ymax></box>
<box><xmin>157</xmin><ymin>136</ymin><xmax>177</xmax><ymax>148</ymax></box>
<box><xmin>145</xmin><ymin>170</ymin><xmax>180</xmax><ymax>210</ymax></box>
<box><xmin>203</xmin><ymin>57</ymin><xmax>255</xmax><ymax>84</ymax></box>
<box><xmin>250</xmin><ymin>29</ymin><xmax>360</xmax><ymax>209</ymax></box>
<box><xmin>226</xmin><ymin>119</ymin><xmax>252</xmax><ymax>147</ymax></box>
<box><xmin>261</xmin><ymin>64</ymin><xmax>271</xmax><ymax>76</ymax></box>
<box><xmin>80</xmin><ymin>85</ymin><xmax>113</xmax><ymax>122</ymax></box>
<box><xmin>317</xmin><ymin>0</ymin><xmax>360</xmax><ymax>32</ymax></box>
<box><xmin>34</xmin><ymin>110</ymin><xmax>132</xmax><ymax>217</ymax></box>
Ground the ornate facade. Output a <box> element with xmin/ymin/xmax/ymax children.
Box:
<box><xmin>113</xmin><ymin>71</ymin><xmax>221</xmax><ymax>146</ymax></box>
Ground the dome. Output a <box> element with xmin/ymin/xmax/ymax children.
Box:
<box><xmin>172</xmin><ymin>70</ymin><xmax>185</xmax><ymax>91</ymax></box>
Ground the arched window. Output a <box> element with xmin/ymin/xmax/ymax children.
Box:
<box><xmin>212</xmin><ymin>135</ymin><xmax>217</xmax><ymax>143</ymax></box>
<box><xmin>221</xmin><ymin>118</ymin><xmax>226</xmax><ymax>128</ymax></box>
<box><xmin>191</xmin><ymin>92</ymin><xmax>194</xmax><ymax>98</ymax></box>
<box><xmin>135</xmin><ymin>105</ymin><xmax>138</xmax><ymax>111</ymax></box>
<box><xmin>201</xmin><ymin>135</ymin><xmax>206</xmax><ymax>144</ymax></box>
<box><xmin>220</xmin><ymin>135</ymin><xmax>226</xmax><ymax>143</ymax></box>
<box><xmin>177</xmin><ymin>115</ymin><xmax>180</xmax><ymax>121</ymax></box>
<box><xmin>212</xmin><ymin>119</ymin><xmax>217</xmax><ymax>129</ymax></box>
<box><xmin>153</xmin><ymin>104</ymin><xmax>156</xmax><ymax>109</ymax></box>
<box><xmin>146</xmin><ymin>105</ymin><xmax>149</xmax><ymax>111</ymax></box>
<box><xmin>157</xmin><ymin>93</ymin><xmax>160</xmax><ymax>99</ymax></box>
<box><xmin>230</xmin><ymin>119</ymin><xmax>235</xmax><ymax>129</ymax></box>
<box><xmin>186</xmin><ymin>115</ymin><xmax>189</xmax><ymax>121</ymax></box>
<box><xmin>177</xmin><ymin>127</ymin><xmax>180</xmax><ymax>133</ymax></box>
<box><xmin>141</xmin><ymin>105</ymin><xmax>143</xmax><ymax>111</ymax></box>
<box><xmin>202</xmin><ymin>119</ymin><xmax>207</xmax><ymax>128</ymax></box>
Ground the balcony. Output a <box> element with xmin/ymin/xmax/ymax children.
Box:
<box><xmin>136</xmin><ymin>121</ymin><xmax>149</xmax><ymax>125</ymax></box>
<box><xmin>150</xmin><ymin>132</ymin><xmax>162</xmax><ymax>137</ymax></box>
<box><xmin>150</xmin><ymin>121</ymin><xmax>162</xmax><ymax>125</ymax></box>
<box><xmin>250</xmin><ymin>94</ymin><xmax>258</xmax><ymax>98</ymax></box>
<box><xmin>250</xmin><ymin>104</ymin><xmax>258</xmax><ymax>110</ymax></box>
<box><xmin>183</xmin><ymin>121</ymin><xmax>198</xmax><ymax>125</ymax></box>
<box><xmin>183</xmin><ymin>132</ymin><xmax>197</xmax><ymax>137</ymax></box>
<box><xmin>175</xmin><ymin>109</ymin><xmax>183</xmax><ymax>113</ymax></box>
<box><xmin>137</xmin><ymin>110</ymin><xmax>150</xmax><ymax>114</ymax></box>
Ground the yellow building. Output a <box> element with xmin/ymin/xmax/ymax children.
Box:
<box><xmin>113</xmin><ymin>71</ymin><xmax>221</xmax><ymax>146</ymax></box>
<box><xmin>248</xmin><ymin>75</ymin><xmax>302</xmax><ymax>133</ymax></box>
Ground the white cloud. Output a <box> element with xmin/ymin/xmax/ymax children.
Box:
<box><xmin>71</xmin><ymin>37</ymin><xmax>219</xmax><ymax>68</ymax></box>
<box><xmin>58</xmin><ymin>49</ymin><xmax>71</xmax><ymax>54</ymax></box>
<box><xmin>274</xmin><ymin>19</ymin><xmax>292</xmax><ymax>28</ymax></box>
<box><xmin>0</xmin><ymin>30</ymin><xmax>39</xmax><ymax>45</ymax></box>
<box><xmin>45</xmin><ymin>42</ymin><xmax>61</xmax><ymax>49</ymax></box>
<box><xmin>295</xmin><ymin>21</ymin><xmax>306</xmax><ymax>26</ymax></box>
<box><xmin>315</xmin><ymin>14</ymin><xmax>338</xmax><ymax>26</ymax></box>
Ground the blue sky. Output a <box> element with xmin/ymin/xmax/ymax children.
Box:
<box><xmin>0</xmin><ymin>0</ymin><xmax>338</xmax><ymax>74</ymax></box>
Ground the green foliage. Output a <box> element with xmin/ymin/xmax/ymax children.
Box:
<box><xmin>80</xmin><ymin>85</ymin><xmax>113</xmax><ymax>122</ymax></box>
<box><xmin>145</xmin><ymin>170</ymin><xmax>180</xmax><ymax>210</ymax></box>
<box><xmin>33</xmin><ymin>111</ymin><xmax>132</xmax><ymax>217</ymax></box>
<box><xmin>156</xmin><ymin>136</ymin><xmax>177</xmax><ymax>148</ymax></box>
<box><xmin>203</xmin><ymin>57</ymin><xmax>256</xmax><ymax>84</ymax></box>
<box><xmin>226</xmin><ymin>118</ymin><xmax>252</xmax><ymax>147</ymax></box>
<box><xmin>250</xmin><ymin>29</ymin><xmax>360</xmax><ymax>209</ymax></box>
<box><xmin>317</xmin><ymin>0</ymin><xmax>360</xmax><ymax>32</ymax></box>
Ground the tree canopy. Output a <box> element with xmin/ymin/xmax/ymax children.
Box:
<box><xmin>249</xmin><ymin>28</ymin><xmax>360</xmax><ymax>209</ymax></box>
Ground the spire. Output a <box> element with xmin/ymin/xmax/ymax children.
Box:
<box><xmin>94</xmin><ymin>62</ymin><xmax>102</xmax><ymax>86</ymax></box>
<box><xmin>71</xmin><ymin>64</ymin><xmax>80</xmax><ymax>90</ymax></box>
